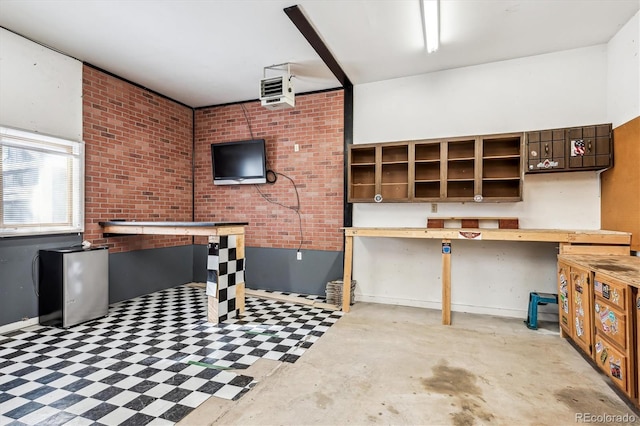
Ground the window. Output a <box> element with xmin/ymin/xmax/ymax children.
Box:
<box><xmin>1</xmin><ymin>126</ymin><xmax>84</xmax><ymax>237</ymax></box>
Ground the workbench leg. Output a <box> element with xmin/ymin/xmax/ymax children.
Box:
<box><xmin>342</xmin><ymin>235</ymin><xmax>353</xmax><ymax>313</ymax></box>
<box><xmin>442</xmin><ymin>239</ymin><xmax>451</xmax><ymax>325</ymax></box>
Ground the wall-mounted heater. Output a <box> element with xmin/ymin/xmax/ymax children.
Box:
<box><xmin>259</xmin><ymin>63</ymin><xmax>295</xmax><ymax>110</ymax></box>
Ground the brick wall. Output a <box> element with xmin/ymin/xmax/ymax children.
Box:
<box><xmin>83</xmin><ymin>66</ymin><xmax>194</xmax><ymax>253</ymax></box>
<box><xmin>194</xmin><ymin>91</ymin><xmax>344</xmax><ymax>251</ymax></box>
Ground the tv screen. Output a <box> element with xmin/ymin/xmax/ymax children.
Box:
<box><xmin>211</xmin><ymin>139</ymin><xmax>267</xmax><ymax>185</ymax></box>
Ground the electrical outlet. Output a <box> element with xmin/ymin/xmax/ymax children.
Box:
<box><xmin>431</xmin><ymin>203</ymin><xmax>438</xmax><ymax>213</ymax></box>
<box><xmin>294</xmin><ymin>144</ymin><xmax>299</xmax><ymax>152</ymax></box>
<box><xmin>296</xmin><ymin>251</ymin><xmax>302</xmax><ymax>260</ymax></box>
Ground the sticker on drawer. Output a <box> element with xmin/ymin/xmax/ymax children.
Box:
<box><xmin>594</xmin><ymin>279</ymin><xmax>624</xmax><ymax>308</ymax></box>
<box><xmin>594</xmin><ymin>336</ymin><xmax>628</xmax><ymax>392</ymax></box>
<box><xmin>610</xmin><ymin>357</ymin><xmax>623</xmax><ymax>380</ymax></box>
<box><xmin>595</xmin><ymin>302</ymin><xmax>619</xmax><ymax>336</ymax></box>
<box><xmin>594</xmin><ymin>280</ymin><xmax>611</xmax><ymax>299</ymax></box>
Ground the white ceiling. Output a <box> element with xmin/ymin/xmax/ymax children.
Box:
<box><xmin>0</xmin><ymin>0</ymin><xmax>638</xmax><ymax>108</ymax></box>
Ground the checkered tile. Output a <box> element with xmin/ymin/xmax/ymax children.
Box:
<box><xmin>207</xmin><ymin>235</ymin><xmax>245</xmax><ymax>322</ymax></box>
<box><xmin>0</xmin><ymin>285</ymin><xmax>342</xmax><ymax>425</ymax></box>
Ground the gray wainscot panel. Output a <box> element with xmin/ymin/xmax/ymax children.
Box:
<box><xmin>109</xmin><ymin>245</ymin><xmax>195</xmax><ymax>303</ymax></box>
<box><xmin>193</xmin><ymin>245</ymin><xmax>344</xmax><ymax>296</ymax></box>
<box><xmin>0</xmin><ymin>234</ymin><xmax>81</xmax><ymax>326</ymax></box>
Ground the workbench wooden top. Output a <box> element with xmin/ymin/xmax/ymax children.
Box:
<box><xmin>343</xmin><ymin>227</ymin><xmax>631</xmax><ymax>245</ymax></box>
<box><xmin>558</xmin><ymin>254</ymin><xmax>640</xmax><ymax>288</ymax></box>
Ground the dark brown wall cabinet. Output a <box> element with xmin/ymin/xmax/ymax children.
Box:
<box><xmin>526</xmin><ymin>123</ymin><xmax>612</xmax><ymax>173</ymax></box>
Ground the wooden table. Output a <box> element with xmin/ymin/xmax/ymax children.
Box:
<box><xmin>342</xmin><ymin>227</ymin><xmax>631</xmax><ymax>324</ymax></box>
<box><xmin>100</xmin><ymin>221</ymin><xmax>248</xmax><ymax>324</ymax></box>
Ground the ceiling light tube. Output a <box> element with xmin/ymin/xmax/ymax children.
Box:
<box><xmin>422</xmin><ymin>0</ymin><xmax>439</xmax><ymax>53</ymax></box>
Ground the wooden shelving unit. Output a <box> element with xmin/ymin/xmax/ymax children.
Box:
<box><xmin>348</xmin><ymin>132</ymin><xmax>524</xmax><ymax>203</ymax></box>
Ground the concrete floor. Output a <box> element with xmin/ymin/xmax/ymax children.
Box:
<box><xmin>179</xmin><ymin>302</ymin><xmax>639</xmax><ymax>426</ymax></box>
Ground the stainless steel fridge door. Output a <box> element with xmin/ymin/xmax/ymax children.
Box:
<box><xmin>62</xmin><ymin>249</ymin><xmax>109</xmax><ymax>327</ymax></box>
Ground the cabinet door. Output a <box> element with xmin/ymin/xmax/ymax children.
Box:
<box><xmin>637</xmin><ymin>292</ymin><xmax>640</xmax><ymax>403</ymax></box>
<box><xmin>571</xmin><ymin>266</ymin><xmax>593</xmax><ymax>355</ymax></box>
<box><xmin>594</xmin><ymin>334</ymin><xmax>629</xmax><ymax>393</ymax></box>
<box><xmin>557</xmin><ymin>262</ymin><xmax>573</xmax><ymax>337</ymax></box>
<box><xmin>526</xmin><ymin>130</ymin><xmax>565</xmax><ymax>172</ymax></box>
<box><xmin>568</xmin><ymin>124</ymin><xmax>612</xmax><ymax>170</ymax></box>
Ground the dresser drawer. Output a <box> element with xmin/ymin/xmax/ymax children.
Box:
<box><xmin>594</xmin><ymin>300</ymin><xmax>627</xmax><ymax>350</ymax></box>
<box><xmin>594</xmin><ymin>274</ymin><xmax>627</xmax><ymax>311</ymax></box>
<box><xmin>594</xmin><ymin>334</ymin><xmax>629</xmax><ymax>394</ymax></box>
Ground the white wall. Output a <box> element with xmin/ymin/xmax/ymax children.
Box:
<box><xmin>352</xmin><ymin>45</ymin><xmax>611</xmax><ymax>320</ymax></box>
<box><xmin>0</xmin><ymin>28</ymin><xmax>82</xmax><ymax>140</ymax></box>
<box><xmin>607</xmin><ymin>10</ymin><xmax>639</xmax><ymax>127</ymax></box>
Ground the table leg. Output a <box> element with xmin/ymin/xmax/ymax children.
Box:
<box><xmin>206</xmin><ymin>236</ymin><xmax>220</xmax><ymax>323</ymax></box>
<box><xmin>442</xmin><ymin>239</ymin><xmax>451</xmax><ymax>325</ymax></box>
<box><xmin>236</xmin><ymin>233</ymin><xmax>245</xmax><ymax>314</ymax></box>
<box><xmin>342</xmin><ymin>235</ymin><xmax>353</xmax><ymax>313</ymax></box>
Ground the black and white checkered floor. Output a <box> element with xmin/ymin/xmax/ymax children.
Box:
<box><xmin>0</xmin><ymin>285</ymin><xmax>342</xmax><ymax>425</ymax></box>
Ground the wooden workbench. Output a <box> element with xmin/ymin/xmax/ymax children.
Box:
<box><xmin>100</xmin><ymin>221</ymin><xmax>248</xmax><ymax>324</ymax></box>
<box><xmin>342</xmin><ymin>227</ymin><xmax>631</xmax><ymax>324</ymax></box>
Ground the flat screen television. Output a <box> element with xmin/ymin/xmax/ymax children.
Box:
<box><xmin>211</xmin><ymin>139</ymin><xmax>267</xmax><ymax>185</ymax></box>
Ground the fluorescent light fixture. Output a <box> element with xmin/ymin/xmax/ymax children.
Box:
<box><xmin>422</xmin><ymin>0</ymin><xmax>439</xmax><ymax>53</ymax></box>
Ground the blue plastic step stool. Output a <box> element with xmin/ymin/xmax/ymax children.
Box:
<box><xmin>525</xmin><ymin>292</ymin><xmax>558</xmax><ymax>330</ymax></box>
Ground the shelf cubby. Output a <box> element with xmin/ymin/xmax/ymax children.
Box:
<box><xmin>482</xmin><ymin>179</ymin><xmax>520</xmax><ymax>199</ymax></box>
<box><xmin>350</xmin><ymin>147</ymin><xmax>376</xmax><ymax>164</ymax></box>
<box><xmin>415</xmin><ymin>163</ymin><xmax>440</xmax><ymax>181</ymax></box>
<box><xmin>415</xmin><ymin>143</ymin><xmax>440</xmax><ymax>162</ymax></box>
<box><xmin>447</xmin><ymin>180</ymin><xmax>475</xmax><ymax>198</ymax></box>
<box><xmin>447</xmin><ymin>159</ymin><xmax>475</xmax><ymax>180</ymax></box>
<box><xmin>415</xmin><ymin>181</ymin><xmax>440</xmax><ymax>199</ymax></box>
<box><xmin>447</xmin><ymin>140</ymin><xmax>476</xmax><ymax>160</ymax></box>
<box><xmin>382</xmin><ymin>145</ymin><xmax>408</xmax><ymax>163</ymax></box>
<box><xmin>482</xmin><ymin>158</ymin><xmax>520</xmax><ymax>179</ymax></box>
<box><xmin>381</xmin><ymin>183</ymin><xmax>409</xmax><ymax>200</ymax></box>
<box><xmin>382</xmin><ymin>163</ymin><xmax>409</xmax><ymax>184</ymax></box>
<box><xmin>351</xmin><ymin>184</ymin><xmax>376</xmax><ymax>200</ymax></box>
<box><xmin>482</xmin><ymin>136</ymin><xmax>521</xmax><ymax>158</ymax></box>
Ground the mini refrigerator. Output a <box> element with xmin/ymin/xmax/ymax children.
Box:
<box><xmin>39</xmin><ymin>246</ymin><xmax>109</xmax><ymax>327</ymax></box>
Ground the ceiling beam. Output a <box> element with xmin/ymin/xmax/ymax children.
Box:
<box><xmin>284</xmin><ymin>4</ymin><xmax>353</xmax><ymax>228</ymax></box>
<box><xmin>284</xmin><ymin>5</ymin><xmax>352</xmax><ymax>87</ymax></box>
